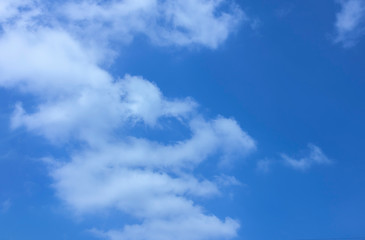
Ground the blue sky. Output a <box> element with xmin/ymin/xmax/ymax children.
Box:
<box><xmin>1</xmin><ymin>0</ymin><xmax>365</xmax><ymax>240</ymax></box>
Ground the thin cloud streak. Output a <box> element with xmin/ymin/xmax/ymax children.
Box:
<box><xmin>282</xmin><ymin>144</ymin><xmax>332</xmax><ymax>171</ymax></box>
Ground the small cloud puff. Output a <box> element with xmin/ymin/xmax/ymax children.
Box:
<box><xmin>334</xmin><ymin>0</ymin><xmax>365</xmax><ymax>47</ymax></box>
<box><xmin>281</xmin><ymin>143</ymin><xmax>332</xmax><ymax>171</ymax></box>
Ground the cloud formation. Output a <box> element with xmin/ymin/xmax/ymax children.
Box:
<box><xmin>282</xmin><ymin>144</ymin><xmax>332</xmax><ymax>171</ymax></box>
<box><xmin>0</xmin><ymin>0</ymin><xmax>253</xmax><ymax>239</ymax></box>
<box><xmin>61</xmin><ymin>0</ymin><xmax>245</xmax><ymax>49</ymax></box>
<box><xmin>334</xmin><ymin>0</ymin><xmax>365</xmax><ymax>47</ymax></box>
<box><xmin>45</xmin><ymin>80</ymin><xmax>255</xmax><ymax>239</ymax></box>
<box><xmin>91</xmin><ymin>216</ymin><xmax>239</xmax><ymax>240</ymax></box>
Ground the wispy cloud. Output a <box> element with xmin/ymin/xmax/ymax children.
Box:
<box><xmin>0</xmin><ymin>1</ymin><xmax>254</xmax><ymax>239</ymax></box>
<box><xmin>1</xmin><ymin>199</ymin><xmax>11</xmax><ymax>213</ymax></box>
<box><xmin>256</xmin><ymin>159</ymin><xmax>272</xmax><ymax>173</ymax></box>
<box><xmin>334</xmin><ymin>0</ymin><xmax>365</xmax><ymax>47</ymax></box>
<box><xmin>274</xmin><ymin>4</ymin><xmax>294</xmax><ymax>19</ymax></box>
<box><xmin>214</xmin><ymin>174</ymin><xmax>242</xmax><ymax>187</ymax></box>
<box><xmin>0</xmin><ymin>0</ymin><xmax>40</xmax><ymax>24</ymax></box>
<box><xmin>281</xmin><ymin>144</ymin><xmax>332</xmax><ymax>171</ymax></box>
<box><xmin>60</xmin><ymin>0</ymin><xmax>247</xmax><ymax>49</ymax></box>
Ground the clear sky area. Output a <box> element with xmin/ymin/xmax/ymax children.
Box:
<box><xmin>0</xmin><ymin>1</ymin><xmax>365</xmax><ymax>240</ymax></box>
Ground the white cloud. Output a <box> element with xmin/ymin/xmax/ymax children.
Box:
<box><xmin>46</xmin><ymin>89</ymin><xmax>254</xmax><ymax>239</ymax></box>
<box><xmin>49</xmin><ymin>115</ymin><xmax>255</xmax><ymax>213</ymax></box>
<box><xmin>0</xmin><ymin>0</ymin><xmax>38</xmax><ymax>23</ymax></box>
<box><xmin>53</xmin><ymin>165</ymin><xmax>218</xmax><ymax>215</ymax></box>
<box><xmin>0</xmin><ymin>0</ymin><xmax>25</xmax><ymax>22</ymax></box>
<box><xmin>0</xmin><ymin>0</ymin><xmax>257</xmax><ymax>238</ymax></box>
<box><xmin>0</xmin><ymin>1</ymin><xmax>254</xmax><ymax>239</ymax></box>
<box><xmin>0</xmin><ymin>27</ymin><xmax>110</xmax><ymax>97</ymax></box>
<box><xmin>334</xmin><ymin>0</ymin><xmax>365</xmax><ymax>47</ymax></box>
<box><xmin>61</xmin><ymin>0</ymin><xmax>246</xmax><ymax>49</ymax></box>
<box><xmin>91</xmin><ymin>215</ymin><xmax>239</xmax><ymax>240</ymax></box>
<box><xmin>282</xmin><ymin>144</ymin><xmax>332</xmax><ymax>171</ymax></box>
<box><xmin>47</xmin><ymin>117</ymin><xmax>254</xmax><ymax>170</ymax></box>
<box><xmin>214</xmin><ymin>174</ymin><xmax>242</xmax><ymax>187</ymax></box>
<box><xmin>0</xmin><ymin>0</ymin><xmax>248</xmax><ymax>96</ymax></box>
<box><xmin>10</xmin><ymin>75</ymin><xmax>197</xmax><ymax>143</ymax></box>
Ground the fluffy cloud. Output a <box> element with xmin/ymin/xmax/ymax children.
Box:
<box><xmin>0</xmin><ymin>27</ymin><xmax>110</xmax><ymax>97</ymax></box>
<box><xmin>45</xmin><ymin>83</ymin><xmax>255</xmax><ymax>239</ymax></box>
<box><xmin>10</xmin><ymin>75</ymin><xmax>197</xmax><ymax>143</ymax></box>
<box><xmin>0</xmin><ymin>0</ymin><xmax>38</xmax><ymax>23</ymax></box>
<box><xmin>61</xmin><ymin>0</ymin><xmax>246</xmax><ymax>49</ymax></box>
<box><xmin>92</xmin><ymin>215</ymin><xmax>239</xmax><ymax>240</ymax></box>
<box><xmin>282</xmin><ymin>144</ymin><xmax>332</xmax><ymax>171</ymax></box>
<box><xmin>334</xmin><ymin>0</ymin><xmax>365</xmax><ymax>47</ymax></box>
<box><xmin>0</xmin><ymin>1</ymin><xmax>253</xmax><ymax>239</ymax></box>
